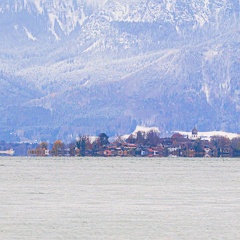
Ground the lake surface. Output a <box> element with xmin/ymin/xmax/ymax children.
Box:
<box><xmin>0</xmin><ymin>157</ymin><xmax>240</xmax><ymax>239</ymax></box>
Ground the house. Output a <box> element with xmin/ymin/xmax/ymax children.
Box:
<box><xmin>147</xmin><ymin>148</ymin><xmax>160</xmax><ymax>157</ymax></box>
<box><xmin>28</xmin><ymin>148</ymin><xmax>49</xmax><ymax>157</ymax></box>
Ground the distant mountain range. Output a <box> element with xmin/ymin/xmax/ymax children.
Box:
<box><xmin>0</xmin><ymin>0</ymin><xmax>240</xmax><ymax>142</ymax></box>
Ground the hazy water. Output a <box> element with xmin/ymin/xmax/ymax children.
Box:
<box><xmin>0</xmin><ymin>157</ymin><xmax>240</xmax><ymax>240</ymax></box>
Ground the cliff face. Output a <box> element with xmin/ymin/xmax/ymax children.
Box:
<box><xmin>0</xmin><ymin>0</ymin><xmax>240</xmax><ymax>141</ymax></box>
<box><xmin>1</xmin><ymin>0</ymin><xmax>239</xmax><ymax>43</ymax></box>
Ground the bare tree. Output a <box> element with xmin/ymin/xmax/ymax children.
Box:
<box><xmin>52</xmin><ymin>140</ymin><xmax>64</xmax><ymax>156</ymax></box>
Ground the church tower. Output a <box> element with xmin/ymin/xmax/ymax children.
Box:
<box><xmin>191</xmin><ymin>126</ymin><xmax>198</xmax><ymax>140</ymax></box>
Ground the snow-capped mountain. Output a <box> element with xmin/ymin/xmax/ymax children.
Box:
<box><xmin>0</xmin><ymin>0</ymin><xmax>240</xmax><ymax>142</ymax></box>
<box><xmin>0</xmin><ymin>0</ymin><xmax>101</xmax><ymax>43</ymax></box>
<box><xmin>1</xmin><ymin>0</ymin><xmax>239</xmax><ymax>45</ymax></box>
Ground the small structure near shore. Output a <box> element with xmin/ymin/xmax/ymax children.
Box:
<box><xmin>27</xmin><ymin>149</ymin><xmax>49</xmax><ymax>157</ymax></box>
<box><xmin>0</xmin><ymin>149</ymin><xmax>15</xmax><ymax>156</ymax></box>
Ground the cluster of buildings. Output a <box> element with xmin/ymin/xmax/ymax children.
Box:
<box><xmin>26</xmin><ymin>127</ymin><xmax>240</xmax><ymax>158</ymax></box>
<box><xmin>1</xmin><ymin>126</ymin><xmax>239</xmax><ymax>157</ymax></box>
<box><xmin>93</xmin><ymin>127</ymin><xmax>214</xmax><ymax>158</ymax></box>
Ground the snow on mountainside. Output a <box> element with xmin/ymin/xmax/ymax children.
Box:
<box><xmin>1</xmin><ymin>0</ymin><xmax>239</xmax><ymax>44</ymax></box>
<box><xmin>0</xmin><ymin>0</ymin><xmax>240</xmax><ymax>142</ymax></box>
<box><xmin>0</xmin><ymin>0</ymin><xmax>99</xmax><ymax>41</ymax></box>
<box><xmin>176</xmin><ymin>130</ymin><xmax>240</xmax><ymax>141</ymax></box>
<box><xmin>120</xmin><ymin>125</ymin><xmax>160</xmax><ymax>140</ymax></box>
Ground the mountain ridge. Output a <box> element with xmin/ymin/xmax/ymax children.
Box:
<box><xmin>0</xmin><ymin>0</ymin><xmax>240</xmax><ymax>141</ymax></box>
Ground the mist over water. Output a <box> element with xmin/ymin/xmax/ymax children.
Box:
<box><xmin>1</xmin><ymin>157</ymin><xmax>240</xmax><ymax>239</ymax></box>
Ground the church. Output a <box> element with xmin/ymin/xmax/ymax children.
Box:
<box><xmin>191</xmin><ymin>126</ymin><xmax>198</xmax><ymax>140</ymax></box>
